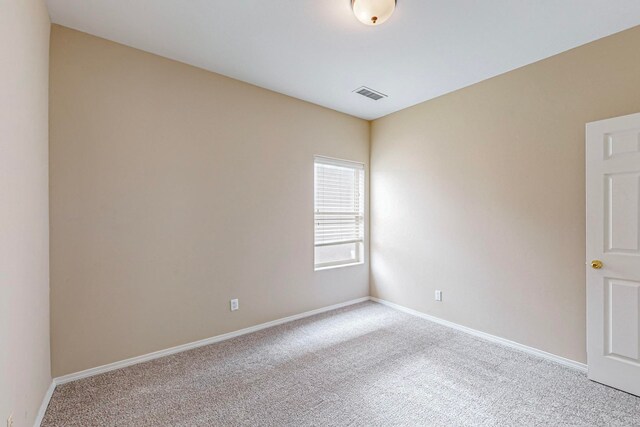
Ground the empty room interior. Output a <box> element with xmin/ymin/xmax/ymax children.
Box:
<box><xmin>3</xmin><ymin>0</ymin><xmax>640</xmax><ymax>425</ymax></box>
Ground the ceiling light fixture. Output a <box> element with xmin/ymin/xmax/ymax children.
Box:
<box><xmin>352</xmin><ymin>0</ymin><xmax>396</xmax><ymax>26</ymax></box>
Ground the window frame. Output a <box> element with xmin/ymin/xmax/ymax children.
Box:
<box><xmin>313</xmin><ymin>155</ymin><xmax>365</xmax><ymax>271</ymax></box>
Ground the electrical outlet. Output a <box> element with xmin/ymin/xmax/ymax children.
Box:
<box><xmin>230</xmin><ymin>298</ymin><xmax>239</xmax><ymax>311</ymax></box>
<box><xmin>7</xmin><ymin>414</ymin><xmax>13</xmax><ymax>427</ymax></box>
<box><xmin>435</xmin><ymin>290</ymin><xmax>443</xmax><ymax>302</ymax></box>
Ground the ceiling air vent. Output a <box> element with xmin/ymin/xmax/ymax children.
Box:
<box><xmin>353</xmin><ymin>86</ymin><xmax>387</xmax><ymax>101</ymax></box>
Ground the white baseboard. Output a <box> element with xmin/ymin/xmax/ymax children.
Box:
<box><xmin>33</xmin><ymin>380</ymin><xmax>56</xmax><ymax>427</ymax></box>
<box><xmin>53</xmin><ymin>296</ymin><xmax>370</xmax><ymax>386</ymax></box>
<box><xmin>370</xmin><ymin>297</ymin><xmax>587</xmax><ymax>373</ymax></box>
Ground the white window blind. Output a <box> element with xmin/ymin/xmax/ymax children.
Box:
<box><xmin>314</xmin><ymin>156</ymin><xmax>364</xmax><ymax>269</ymax></box>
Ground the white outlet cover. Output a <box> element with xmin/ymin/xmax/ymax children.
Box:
<box><xmin>230</xmin><ymin>299</ymin><xmax>239</xmax><ymax>311</ymax></box>
<box><xmin>435</xmin><ymin>290</ymin><xmax>443</xmax><ymax>302</ymax></box>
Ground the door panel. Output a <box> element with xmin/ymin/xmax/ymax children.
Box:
<box><xmin>605</xmin><ymin>278</ymin><xmax>639</xmax><ymax>362</ymax></box>
<box><xmin>587</xmin><ymin>112</ymin><xmax>640</xmax><ymax>396</ymax></box>
<box><xmin>605</xmin><ymin>128</ymin><xmax>640</xmax><ymax>158</ymax></box>
<box><xmin>604</xmin><ymin>172</ymin><xmax>640</xmax><ymax>253</ymax></box>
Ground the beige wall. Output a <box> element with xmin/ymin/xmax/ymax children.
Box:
<box><xmin>49</xmin><ymin>25</ymin><xmax>369</xmax><ymax>377</ymax></box>
<box><xmin>371</xmin><ymin>26</ymin><xmax>640</xmax><ymax>363</ymax></box>
<box><xmin>0</xmin><ymin>0</ymin><xmax>51</xmax><ymax>425</ymax></box>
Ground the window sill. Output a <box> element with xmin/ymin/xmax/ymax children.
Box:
<box><xmin>314</xmin><ymin>261</ymin><xmax>364</xmax><ymax>272</ymax></box>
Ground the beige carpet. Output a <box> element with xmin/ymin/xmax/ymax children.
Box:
<box><xmin>42</xmin><ymin>302</ymin><xmax>640</xmax><ymax>426</ymax></box>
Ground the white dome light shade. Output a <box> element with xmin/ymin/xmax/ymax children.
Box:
<box><xmin>352</xmin><ymin>0</ymin><xmax>396</xmax><ymax>26</ymax></box>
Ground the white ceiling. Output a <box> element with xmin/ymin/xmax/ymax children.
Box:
<box><xmin>46</xmin><ymin>0</ymin><xmax>640</xmax><ymax>120</ymax></box>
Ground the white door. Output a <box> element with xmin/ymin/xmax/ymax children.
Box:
<box><xmin>586</xmin><ymin>112</ymin><xmax>640</xmax><ymax>396</ymax></box>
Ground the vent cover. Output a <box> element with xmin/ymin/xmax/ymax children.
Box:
<box><xmin>353</xmin><ymin>86</ymin><xmax>387</xmax><ymax>101</ymax></box>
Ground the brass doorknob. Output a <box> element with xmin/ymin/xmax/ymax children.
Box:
<box><xmin>591</xmin><ymin>260</ymin><xmax>603</xmax><ymax>269</ymax></box>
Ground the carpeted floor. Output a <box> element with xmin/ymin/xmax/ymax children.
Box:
<box><xmin>42</xmin><ymin>301</ymin><xmax>640</xmax><ymax>426</ymax></box>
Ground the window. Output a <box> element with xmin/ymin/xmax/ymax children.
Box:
<box><xmin>314</xmin><ymin>156</ymin><xmax>365</xmax><ymax>270</ymax></box>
